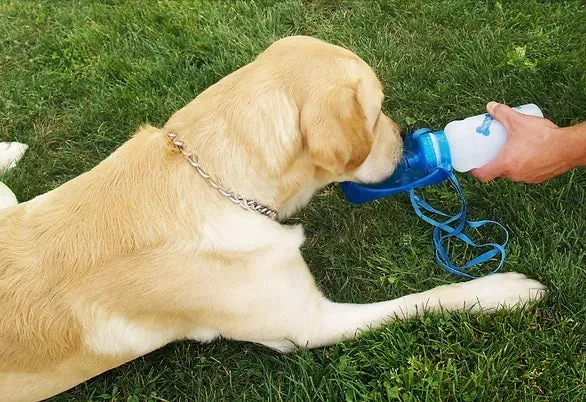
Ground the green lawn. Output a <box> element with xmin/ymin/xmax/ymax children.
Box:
<box><xmin>1</xmin><ymin>0</ymin><xmax>585</xmax><ymax>400</ymax></box>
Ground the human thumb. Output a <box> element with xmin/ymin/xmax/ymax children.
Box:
<box><xmin>486</xmin><ymin>101</ymin><xmax>518</xmax><ymax>131</ymax></box>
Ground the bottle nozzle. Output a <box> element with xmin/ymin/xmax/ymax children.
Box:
<box><xmin>401</xmin><ymin>151</ymin><xmax>419</xmax><ymax>170</ymax></box>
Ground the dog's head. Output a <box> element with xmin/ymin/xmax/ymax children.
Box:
<box><xmin>165</xmin><ymin>36</ymin><xmax>403</xmax><ymax>219</ymax></box>
<box><xmin>256</xmin><ymin>36</ymin><xmax>403</xmax><ymax>217</ymax></box>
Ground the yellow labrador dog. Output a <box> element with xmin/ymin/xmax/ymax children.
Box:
<box><xmin>0</xmin><ymin>36</ymin><xmax>545</xmax><ymax>401</ymax></box>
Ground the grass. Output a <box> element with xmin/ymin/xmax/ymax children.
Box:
<box><xmin>1</xmin><ymin>0</ymin><xmax>585</xmax><ymax>400</ymax></box>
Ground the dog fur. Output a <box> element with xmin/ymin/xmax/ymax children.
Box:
<box><xmin>0</xmin><ymin>36</ymin><xmax>545</xmax><ymax>401</ymax></box>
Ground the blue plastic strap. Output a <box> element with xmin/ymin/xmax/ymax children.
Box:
<box><xmin>408</xmin><ymin>171</ymin><xmax>509</xmax><ymax>278</ymax></box>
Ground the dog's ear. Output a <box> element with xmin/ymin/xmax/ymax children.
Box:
<box><xmin>300</xmin><ymin>80</ymin><xmax>375</xmax><ymax>176</ymax></box>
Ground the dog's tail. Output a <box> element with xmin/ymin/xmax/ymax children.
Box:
<box><xmin>0</xmin><ymin>142</ymin><xmax>28</xmax><ymax>210</ymax></box>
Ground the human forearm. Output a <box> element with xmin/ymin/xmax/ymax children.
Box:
<box><xmin>562</xmin><ymin>121</ymin><xmax>586</xmax><ymax>168</ymax></box>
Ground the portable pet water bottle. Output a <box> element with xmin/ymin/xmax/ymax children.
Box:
<box><xmin>342</xmin><ymin>104</ymin><xmax>543</xmax><ymax>278</ymax></box>
<box><xmin>445</xmin><ymin>103</ymin><xmax>543</xmax><ymax>172</ymax></box>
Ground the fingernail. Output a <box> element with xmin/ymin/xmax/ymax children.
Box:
<box><xmin>487</xmin><ymin>101</ymin><xmax>498</xmax><ymax>114</ymax></box>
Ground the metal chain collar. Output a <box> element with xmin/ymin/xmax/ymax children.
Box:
<box><xmin>168</xmin><ymin>133</ymin><xmax>278</xmax><ymax>220</ymax></box>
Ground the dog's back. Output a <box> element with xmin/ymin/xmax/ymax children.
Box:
<box><xmin>0</xmin><ymin>129</ymin><xmax>180</xmax><ymax>400</ymax></box>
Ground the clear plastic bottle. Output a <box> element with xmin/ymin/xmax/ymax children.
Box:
<box><xmin>444</xmin><ymin>104</ymin><xmax>543</xmax><ymax>172</ymax></box>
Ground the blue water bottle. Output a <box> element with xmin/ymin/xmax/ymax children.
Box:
<box><xmin>342</xmin><ymin>128</ymin><xmax>452</xmax><ymax>203</ymax></box>
<box><xmin>339</xmin><ymin>103</ymin><xmax>543</xmax><ymax>278</ymax></box>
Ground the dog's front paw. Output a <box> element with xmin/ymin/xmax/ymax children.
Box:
<box><xmin>0</xmin><ymin>181</ymin><xmax>18</xmax><ymax>209</ymax></box>
<box><xmin>0</xmin><ymin>142</ymin><xmax>28</xmax><ymax>174</ymax></box>
<box><xmin>453</xmin><ymin>272</ymin><xmax>546</xmax><ymax>313</ymax></box>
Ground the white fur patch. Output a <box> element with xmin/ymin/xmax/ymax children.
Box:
<box><xmin>0</xmin><ymin>181</ymin><xmax>18</xmax><ymax>210</ymax></box>
<box><xmin>79</xmin><ymin>305</ymin><xmax>178</xmax><ymax>357</ymax></box>
<box><xmin>203</xmin><ymin>212</ymin><xmax>305</xmax><ymax>252</ymax></box>
<box><xmin>0</xmin><ymin>142</ymin><xmax>28</xmax><ymax>174</ymax></box>
<box><xmin>186</xmin><ymin>327</ymin><xmax>221</xmax><ymax>343</ymax></box>
<box><xmin>0</xmin><ymin>142</ymin><xmax>28</xmax><ymax>210</ymax></box>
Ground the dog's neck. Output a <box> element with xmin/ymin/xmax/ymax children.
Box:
<box><xmin>163</xmin><ymin>89</ymin><xmax>332</xmax><ymax>221</ymax></box>
<box><xmin>163</xmin><ymin>126</ymin><xmax>329</xmax><ymax>221</ymax></box>
<box><xmin>167</xmin><ymin>132</ymin><xmax>279</xmax><ymax>220</ymax></box>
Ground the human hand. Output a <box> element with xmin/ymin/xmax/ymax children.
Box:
<box><xmin>470</xmin><ymin>102</ymin><xmax>572</xmax><ymax>184</ymax></box>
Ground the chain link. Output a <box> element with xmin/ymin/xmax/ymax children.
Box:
<box><xmin>168</xmin><ymin>133</ymin><xmax>278</xmax><ymax>220</ymax></box>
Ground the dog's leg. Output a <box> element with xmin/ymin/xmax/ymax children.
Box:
<box><xmin>0</xmin><ymin>142</ymin><xmax>27</xmax><ymax>210</ymax></box>
<box><xmin>0</xmin><ymin>142</ymin><xmax>28</xmax><ymax>174</ymax></box>
<box><xmin>0</xmin><ymin>181</ymin><xmax>18</xmax><ymax>210</ymax></box>
<box><xmin>221</xmin><ymin>269</ymin><xmax>544</xmax><ymax>352</ymax></box>
<box><xmin>287</xmin><ymin>272</ymin><xmax>544</xmax><ymax>350</ymax></box>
